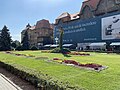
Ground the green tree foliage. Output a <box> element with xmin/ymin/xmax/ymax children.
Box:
<box><xmin>0</xmin><ymin>25</ymin><xmax>12</xmax><ymax>51</ymax></box>
<box><xmin>21</xmin><ymin>30</ymin><xmax>30</xmax><ymax>50</ymax></box>
<box><xmin>51</xmin><ymin>27</ymin><xmax>71</xmax><ymax>54</ymax></box>
<box><xmin>30</xmin><ymin>46</ymin><xmax>38</xmax><ymax>50</ymax></box>
<box><xmin>106</xmin><ymin>42</ymin><xmax>112</xmax><ymax>51</ymax></box>
<box><xmin>11</xmin><ymin>40</ymin><xmax>21</xmax><ymax>50</ymax></box>
<box><xmin>59</xmin><ymin>27</ymin><xmax>64</xmax><ymax>51</ymax></box>
<box><xmin>16</xmin><ymin>45</ymin><xmax>23</xmax><ymax>51</ymax></box>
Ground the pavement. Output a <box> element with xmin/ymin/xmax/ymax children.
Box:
<box><xmin>0</xmin><ymin>73</ymin><xmax>22</xmax><ymax>90</ymax></box>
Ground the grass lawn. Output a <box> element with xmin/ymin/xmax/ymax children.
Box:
<box><xmin>0</xmin><ymin>51</ymin><xmax>120</xmax><ymax>90</ymax></box>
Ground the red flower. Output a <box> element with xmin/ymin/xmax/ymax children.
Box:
<box><xmin>53</xmin><ymin>58</ymin><xmax>60</xmax><ymax>60</ymax></box>
<box><xmin>64</xmin><ymin>60</ymin><xmax>79</xmax><ymax>65</ymax></box>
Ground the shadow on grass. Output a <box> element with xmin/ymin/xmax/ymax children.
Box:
<box><xmin>62</xmin><ymin>53</ymin><xmax>71</xmax><ymax>57</ymax></box>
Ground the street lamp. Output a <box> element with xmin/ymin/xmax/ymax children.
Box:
<box><xmin>55</xmin><ymin>37</ymin><xmax>58</xmax><ymax>45</ymax></box>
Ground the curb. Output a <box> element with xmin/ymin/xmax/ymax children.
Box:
<box><xmin>0</xmin><ymin>73</ymin><xmax>22</xmax><ymax>90</ymax></box>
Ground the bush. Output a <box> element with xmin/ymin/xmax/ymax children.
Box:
<box><xmin>16</xmin><ymin>46</ymin><xmax>23</xmax><ymax>51</ymax></box>
<box><xmin>0</xmin><ymin>61</ymin><xmax>79</xmax><ymax>90</ymax></box>
<box><xmin>62</xmin><ymin>48</ymin><xmax>71</xmax><ymax>54</ymax></box>
<box><xmin>51</xmin><ymin>48</ymin><xmax>61</xmax><ymax>53</ymax></box>
<box><xmin>51</xmin><ymin>48</ymin><xmax>71</xmax><ymax>54</ymax></box>
<box><xmin>41</xmin><ymin>50</ymin><xmax>51</xmax><ymax>53</ymax></box>
<box><xmin>30</xmin><ymin>46</ymin><xmax>38</xmax><ymax>50</ymax></box>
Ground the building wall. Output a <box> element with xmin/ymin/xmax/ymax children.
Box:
<box><xmin>28</xmin><ymin>28</ymin><xmax>53</xmax><ymax>47</ymax></box>
<box><xmin>21</xmin><ymin>20</ymin><xmax>53</xmax><ymax>48</ymax></box>
<box><xmin>80</xmin><ymin>0</ymin><xmax>120</xmax><ymax>19</ymax></box>
<box><xmin>54</xmin><ymin>0</ymin><xmax>120</xmax><ymax>45</ymax></box>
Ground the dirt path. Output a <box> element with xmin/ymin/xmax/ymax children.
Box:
<box><xmin>0</xmin><ymin>67</ymin><xmax>38</xmax><ymax>90</ymax></box>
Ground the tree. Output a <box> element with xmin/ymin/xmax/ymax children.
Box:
<box><xmin>0</xmin><ymin>31</ymin><xmax>2</xmax><ymax>50</ymax></box>
<box><xmin>59</xmin><ymin>27</ymin><xmax>64</xmax><ymax>51</ymax></box>
<box><xmin>21</xmin><ymin>30</ymin><xmax>30</xmax><ymax>50</ymax></box>
<box><xmin>0</xmin><ymin>25</ymin><xmax>12</xmax><ymax>51</ymax></box>
<box><xmin>106</xmin><ymin>42</ymin><xmax>112</xmax><ymax>51</ymax></box>
<box><xmin>30</xmin><ymin>46</ymin><xmax>38</xmax><ymax>50</ymax></box>
<box><xmin>11</xmin><ymin>40</ymin><xmax>21</xmax><ymax>50</ymax></box>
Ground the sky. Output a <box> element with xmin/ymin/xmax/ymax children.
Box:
<box><xmin>0</xmin><ymin>0</ymin><xmax>83</xmax><ymax>41</ymax></box>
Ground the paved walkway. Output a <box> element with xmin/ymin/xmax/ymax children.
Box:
<box><xmin>0</xmin><ymin>73</ymin><xmax>22</xmax><ymax>90</ymax></box>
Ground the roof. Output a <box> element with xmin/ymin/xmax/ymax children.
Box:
<box><xmin>56</xmin><ymin>0</ymin><xmax>120</xmax><ymax>24</ymax></box>
<box><xmin>57</xmin><ymin>12</ymin><xmax>70</xmax><ymax>19</ymax></box>
<box><xmin>110</xmin><ymin>42</ymin><xmax>120</xmax><ymax>46</ymax></box>
<box><xmin>35</xmin><ymin>19</ymin><xmax>51</xmax><ymax>29</ymax></box>
<box><xmin>89</xmin><ymin>42</ymin><xmax>106</xmax><ymax>46</ymax></box>
<box><xmin>56</xmin><ymin>0</ymin><xmax>100</xmax><ymax>22</ymax></box>
<box><xmin>70</xmin><ymin>12</ymin><xmax>80</xmax><ymax>20</ymax></box>
<box><xmin>29</xmin><ymin>25</ymin><xmax>35</xmax><ymax>30</ymax></box>
<box><xmin>81</xmin><ymin>0</ymin><xmax>100</xmax><ymax>12</ymax></box>
<box><xmin>81</xmin><ymin>0</ymin><xmax>120</xmax><ymax>13</ymax></box>
<box><xmin>50</xmin><ymin>44</ymin><xmax>59</xmax><ymax>47</ymax></box>
<box><xmin>63</xmin><ymin>44</ymin><xmax>73</xmax><ymax>47</ymax></box>
<box><xmin>44</xmin><ymin>44</ymin><xmax>52</xmax><ymax>47</ymax></box>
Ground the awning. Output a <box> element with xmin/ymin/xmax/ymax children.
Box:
<box><xmin>50</xmin><ymin>44</ymin><xmax>59</xmax><ymax>47</ymax></box>
<box><xmin>110</xmin><ymin>42</ymin><xmax>120</xmax><ymax>46</ymax></box>
<box><xmin>63</xmin><ymin>44</ymin><xmax>73</xmax><ymax>47</ymax></box>
<box><xmin>44</xmin><ymin>44</ymin><xmax>51</xmax><ymax>47</ymax></box>
<box><xmin>89</xmin><ymin>43</ymin><xmax>106</xmax><ymax>46</ymax></box>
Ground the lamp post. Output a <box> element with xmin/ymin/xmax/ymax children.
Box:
<box><xmin>55</xmin><ymin>37</ymin><xmax>58</xmax><ymax>45</ymax></box>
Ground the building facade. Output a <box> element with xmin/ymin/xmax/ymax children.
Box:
<box><xmin>54</xmin><ymin>0</ymin><xmax>120</xmax><ymax>50</ymax></box>
<box><xmin>21</xmin><ymin>19</ymin><xmax>53</xmax><ymax>48</ymax></box>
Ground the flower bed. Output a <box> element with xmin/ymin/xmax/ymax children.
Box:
<box><xmin>63</xmin><ymin>60</ymin><xmax>79</xmax><ymax>66</ymax></box>
<box><xmin>5</xmin><ymin>51</ymin><xmax>35</xmax><ymax>57</ymax></box>
<box><xmin>69</xmin><ymin>52</ymin><xmax>90</xmax><ymax>56</ymax></box>
<box><xmin>52</xmin><ymin>58</ymin><xmax>106</xmax><ymax>71</ymax></box>
<box><xmin>5</xmin><ymin>51</ymin><xmax>12</xmax><ymax>54</ymax></box>
<box><xmin>79</xmin><ymin>63</ymin><xmax>103</xmax><ymax>70</ymax></box>
<box><xmin>53</xmin><ymin>58</ymin><xmax>63</xmax><ymax>63</ymax></box>
<box><xmin>62</xmin><ymin>60</ymin><xmax>106</xmax><ymax>71</ymax></box>
<box><xmin>53</xmin><ymin>58</ymin><xmax>62</xmax><ymax>60</ymax></box>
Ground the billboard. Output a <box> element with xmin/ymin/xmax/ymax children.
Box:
<box><xmin>102</xmin><ymin>14</ymin><xmax>120</xmax><ymax>40</ymax></box>
<box><xmin>54</xmin><ymin>13</ymin><xmax>120</xmax><ymax>44</ymax></box>
<box><xmin>61</xmin><ymin>18</ymin><xmax>101</xmax><ymax>43</ymax></box>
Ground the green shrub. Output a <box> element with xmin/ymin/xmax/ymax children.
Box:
<box><xmin>51</xmin><ymin>48</ymin><xmax>61</xmax><ymax>53</ymax></box>
<box><xmin>62</xmin><ymin>48</ymin><xmax>71</xmax><ymax>54</ymax></box>
<box><xmin>30</xmin><ymin>46</ymin><xmax>38</xmax><ymax>50</ymax></box>
<box><xmin>0</xmin><ymin>61</ymin><xmax>79</xmax><ymax>90</ymax></box>
<box><xmin>51</xmin><ymin>48</ymin><xmax>71</xmax><ymax>54</ymax></box>
<box><xmin>16</xmin><ymin>46</ymin><xmax>23</xmax><ymax>51</ymax></box>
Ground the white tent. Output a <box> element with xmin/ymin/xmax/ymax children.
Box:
<box><xmin>89</xmin><ymin>42</ymin><xmax>106</xmax><ymax>50</ymax></box>
<box><xmin>89</xmin><ymin>43</ymin><xmax>106</xmax><ymax>46</ymax></box>
<box><xmin>50</xmin><ymin>44</ymin><xmax>59</xmax><ymax>48</ymax></box>
<box><xmin>110</xmin><ymin>42</ymin><xmax>120</xmax><ymax>46</ymax></box>
<box><xmin>44</xmin><ymin>44</ymin><xmax>51</xmax><ymax>47</ymax></box>
<box><xmin>63</xmin><ymin>44</ymin><xmax>73</xmax><ymax>47</ymax></box>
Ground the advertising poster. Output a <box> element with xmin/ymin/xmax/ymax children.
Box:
<box><xmin>102</xmin><ymin>14</ymin><xmax>120</xmax><ymax>40</ymax></box>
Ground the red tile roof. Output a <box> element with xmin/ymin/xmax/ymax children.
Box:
<box><xmin>70</xmin><ymin>12</ymin><xmax>79</xmax><ymax>20</ymax></box>
<box><xmin>57</xmin><ymin>12</ymin><xmax>70</xmax><ymax>19</ymax></box>
<box><xmin>29</xmin><ymin>25</ymin><xmax>35</xmax><ymax>30</ymax></box>
<box><xmin>56</xmin><ymin>0</ymin><xmax>120</xmax><ymax>24</ymax></box>
<box><xmin>80</xmin><ymin>0</ymin><xmax>100</xmax><ymax>12</ymax></box>
<box><xmin>56</xmin><ymin>0</ymin><xmax>101</xmax><ymax>21</ymax></box>
<box><xmin>80</xmin><ymin>0</ymin><xmax>119</xmax><ymax>13</ymax></box>
<box><xmin>35</xmin><ymin>19</ymin><xmax>51</xmax><ymax>29</ymax></box>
